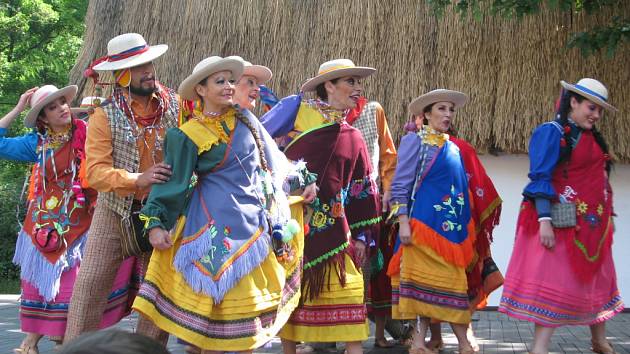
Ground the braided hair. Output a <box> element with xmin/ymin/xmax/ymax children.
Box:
<box><xmin>555</xmin><ymin>90</ymin><xmax>613</xmax><ymax>174</ymax></box>
<box><xmin>234</xmin><ymin>107</ymin><xmax>268</xmax><ymax>171</ymax></box>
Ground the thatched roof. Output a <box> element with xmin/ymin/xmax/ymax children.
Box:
<box><xmin>70</xmin><ymin>0</ymin><xmax>630</xmax><ymax>161</ymax></box>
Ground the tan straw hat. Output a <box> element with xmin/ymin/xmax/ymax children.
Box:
<box><xmin>226</xmin><ymin>56</ymin><xmax>272</xmax><ymax>84</ymax></box>
<box><xmin>178</xmin><ymin>56</ymin><xmax>244</xmax><ymax>101</ymax></box>
<box><xmin>25</xmin><ymin>85</ymin><xmax>78</xmax><ymax>128</ymax></box>
<box><xmin>300</xmin><ymin>59</ymin><xmax>375</xmax><ymax>92</ymax></box>
<box><xmin>560</xmin><ymin>78</ymin><xmax>617</xmax><ymax>112</ymax></box>
<box><xmin>92</xmin><ymin>33</ymin><xmax>168</xmax><ymax>71</ymax></box>
<box><xmin>408</xmin><ymin>89</ymin><xmax>468</xmax><ymax>116</ymax></box>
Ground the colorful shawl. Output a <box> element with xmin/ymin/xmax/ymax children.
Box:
<box><xmin>284</xmin><ymin>121</ymin><xmax>380</xmax><ymax>300</ymax></box>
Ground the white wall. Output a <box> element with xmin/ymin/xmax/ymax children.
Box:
<box><xmin>479</xmin><ymin>154</ymin><xmax>630</xmax><ymax>306</ymax></box>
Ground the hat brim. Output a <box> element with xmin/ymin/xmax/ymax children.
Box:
<box><xmin>92</xmin><ymin>44</ymin><xmax>168</xmax><ymax>71</ymax></box>
<box><xmin>300</xmin><ymin>67</ymin><xmax>376</xmax><ymax>92</ymax></box>
<box><xmin>408</xmin><ymin>90</ymin><xmax>469</xmax><ymax>117</ymax></box>
<box><xmin>70</xmin><ymin>107</ymin><xmax>90</xmax><ymax>114</ymax></box>
<box><xmin>243</xmin><ymin>65</ymin><xmax>272</xmax><ymax>84</ymax></box>
<box><xmin>178</xmin><ymin>58</ymin><xmax>245</xmax><ymax>101</ymax></box>
<box><xmin>560</xmin><ymin>81</ymin><xmax>617</xmax><ymax>112</ymax></box>
<box><xmin>25</xmin><ymin>85</ymin><xmax>78</xmax><ymax>128</ymax></box>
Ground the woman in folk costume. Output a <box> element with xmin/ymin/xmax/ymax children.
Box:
<box><xmin>132</xmin><ymin>56</ymin><xmax>317</xmax><ymax>353</ymax></box>
<box><xmin>388</xmin><ymin>90</ymin><xmax>502</xmax><ymax>354</ymax></box>
<box><xmin>499</xmin><ymin>78</ymin><xmax>624</xmax><ymax>354</ymax></box>
<box><xmin>228</xmin><ymin>55</ymin><xmax>272</xmax><ymax>112</ymax></box>
<box><xmin>0</xmin><ymin>86</ymin><xmax>136</xmax><ymax>354</ymax></box>
<box><xmin>261</xmin><ymin>59</ymin><xmax>382</xmax><ymax>354</ymax></box>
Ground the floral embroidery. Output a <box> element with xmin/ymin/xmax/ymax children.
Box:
<box><xmin>347</xmin><ymin>176</ymin><xmax>373</xmax><ymax>200</ymax></box>
<box><xmin>433</xmin><ymin>185</ymin><xmax>465</xmax><ymax>232</ymax></box>
<box><xmin>475</xmin><ymin>186</ymin><xmax>484</xmax><ymax>198</ymax></box>
<box><xmin>221</xmin><ymin>239</ymin><xmax>232</xmax><ymax>255</ymax></box>
<box><xmin>199</xmin><ymin>222</ymin><xmax>220</xmax><ymax>271</ymax></box>
<box><xmin>45</xmin><ymin>196</ymin><xmax>59</xmax><ymax>210</ymax></box>
<box><xmin>576</xmin><ymin>199</ymin><xmax>588</xmax><ymax>215</ymax></box>
<box><xmin>596</xmin><ymin>204</ymin><xmax>604</xmax><ymax>216</ymax></box>
<box><xmin>223</xmin><ymin>226</ymin><xmax>231</xmax><ymax>236</ymax></box>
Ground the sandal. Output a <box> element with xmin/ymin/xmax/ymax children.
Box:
<box><xmin>13</xmin><ymin>344</ymin><xmax>39</xmax><ymax>354</ymax></box>
<box><xmin>592</xmin><ymin>340</ymin><xmax>617</xmax><ymax>354</ymax></box>
<box><xmin>426</xmin><ymin>338</ymin><xmax>444</xmax><ymax>351</ymax></box>
<box><xmin>374</xmin><ymin>337</ymin><xmax>395</xmax><ymax>348</ymax></box>
<box><xmin>459</xmin><ymin>344</ymin><xmax>476</xmax><ymax>354</ymax></box>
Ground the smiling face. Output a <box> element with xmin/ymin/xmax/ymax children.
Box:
<box><xmin>233</xmin><ymin>75</ymin><xmax>260</xmax><ymax>110</ymax></box>
<box><xmin>39</xmin><ymin>96</ymin><xmax>72</xmax><ymax>132</ymax></box>
<box><xmin>129</xmin><ymin>62</ymin><xmax>157</xmax><ymax>96</ymax></box>
<box><xmin>424</xmin><ymin>101</ymin><xmax>455</xmax><ymax>133</ymax></box>
<box><xmin>325</xmin><ymin>75</ymin><xmax>364</xmax><ymax>110</ymax></box>
<box><xmin>195</xmin><ymin>70</ymin><xmax>236</xmax><ymax>113</ymax></box>
<box><xmin>570</xmin><ymin>96</ymin><xmax>603</xmax><ymax>130</ymax></box>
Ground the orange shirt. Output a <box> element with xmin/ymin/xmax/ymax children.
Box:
<box><xmin>85</xmin><ymin>92</ymin><xmax>171</xmax><ymax>200</ymax></box>
<box><xmin>375</xmin><ymin>105</ymin><xmax>397</xmax><ymax>192</ymax></box>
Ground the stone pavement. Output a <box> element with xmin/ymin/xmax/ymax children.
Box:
<box><xmin>1</xmin><ymin>295</ymin><xmax>628</xmax><ymax>353</ymax></box>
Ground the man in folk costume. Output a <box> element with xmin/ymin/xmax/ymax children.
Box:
<box><xmin>64</xmin><ymin>33</ymin><xmax>180</xmax><ymax>343</ymax></box>
<box><xmin>344</xmin><ymin>92</ymin><xmax>400</xmax><ymax>348</ymax></box>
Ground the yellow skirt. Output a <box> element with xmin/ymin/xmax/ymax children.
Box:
<box><xmin>133</xmin><ymin>197</ymin><xmax>305</xmax><ymax>351</ymax></box>
<box><xmin>279</xmin><ymin>253</ymin><xmax>368</xmax><ymax>343</ymax></box>
<box><xmin>392</xmin><ymin>244</ymin><xmax>471</xmax><ymax>324</ymax></box>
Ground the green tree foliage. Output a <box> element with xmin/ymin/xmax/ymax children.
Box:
<box><xmin>426</xmin><ymin>0</ymin><xmax>629</xmax><ymax>57</ymax></box>
<box><xmin>0</xmin><ymin>0</ymin><xmax>87</xmax><ymax>281</ymax></box>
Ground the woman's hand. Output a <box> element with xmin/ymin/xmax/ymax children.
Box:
<box><xmin>353</xmin><ymin>239</ymin><xmax>367</xmax><ymax>265</ymax></box>
<box><xmin>301</xmin><ymin>183</ymin><xmax>318</xmax><ymax>203</ymax></box>
<box><xmin>539</xmin><ymin>220</ymin><xmax>555</xmax><ymax>249</ymax></box>
<box><xmin>381</xmin><ymin>190</ymin><xmax>391</xmax><ymax>213</ymax></box>
<box><xmin>148</xmin><ymin>227</ymin><xmax>173</xmax><ymax>250</ymax></box>
<box><xmin>0</xmin><ymin>87</ymin><xmax>39</xmax><ymax>129</ymax></box>
<box><xmin>398</xmin><ymin>216</ymin><xmax>412</xmax><ymax>245</ymax></box>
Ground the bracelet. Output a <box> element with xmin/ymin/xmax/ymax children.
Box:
<box><xmin>538</xmin><ymin>216</ymin><xmax>552</xmax><ymax>222</ymax></box>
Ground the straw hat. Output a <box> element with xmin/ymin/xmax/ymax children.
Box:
<box><xmin>92</xmin><ymin>33</ymin><xmax>168</xmax><ymax>71</ymax></box>
<box><xmin>71</xmin><ymin>96</ymin><xmax>105</xmax><ymax>114</ymax></box>
<box><xmin>560</xmin><ymin>78</ymin><xmax>617</xmax><ymax>112</ymax></box>
<box><xmin>408</xmin><ymin>89</ymin><xmax>468</xmax><ymax>116</ymax></box>
<box><xmin>300</xmin><ymin>59</ymin><xmax>376</xmax><ymax>92</ymax></box>
<box><xmin>226</xmin><ymin>56</ymin><xmax>272</xmax><ymax>84</ymax></box>
<box><xmin>25</xmin><ymin>85</ymin><xmax>78</xmax><ymax>128</ymax></box>
<box><xmin>178</xmin><ymin>56</ymin><xmax>244</xmax><ymax>101</ymax></box>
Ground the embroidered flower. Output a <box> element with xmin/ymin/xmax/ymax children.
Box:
<box><xmin>222</xmin><ymin>239</ymin><xmax>231</xmax><ymax>251</ymax></box>
<box><xmin>312</xmin><ymin>211</ymin><xmax>327</xmax><ymax>228</ymax></box>
<box><xmin>560</xmin><ymin>138</ymin><xmax>567</xmax><ymax>147</ymax></box>
<box><xmin>322</xmin><ymin>204</ymin><xmax>330</xmax><ymax>212</ymax></box>
<box><xmin>577</xmin><ymin>200</ymin><xmax>588</xmax><ymax>215</ymax></box>
<box><xmin>351</xmin><ymin>182</ymin><xmax>364</xmax><ymax>197</ymax></box>
<box><xmin>596</xmin><ymin>204</ymin><xmax>604</xmax><ymax>216</ymax></box>
<box><xmin>475</xmin><ymin>187</ymin><xmax>484</xmax><ymax>198</ymax></box>
<box><xmin>442</xmin><ymin>221</ymin><xmax>450</xmax><ymax>231</ymax></box>
<box><xmin>45</xmin><ymin>196</ymin><xmax>59</xmax><ymax>210</ymax></box>
<box><xmin>331</xmin><ymin>202</ymin><xmax>343</xmax><ymax>218</ymax></box>
<box><xmin>223</xmin><ymin>226</ymin><xmax>231</xmax><ymax>236</ymax></box>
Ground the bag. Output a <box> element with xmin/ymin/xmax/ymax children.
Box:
<box><xmin>481</xmin><ymin>257</ymin><xmax>504</xmax><ymax>295</ymax></box>
<box><xmin>550</xmin><ymin>202</ymin><xmax>577</xmax><ymax>228</ymax></box>
<box><xmin>120</xmin><ymin>207</ymin><xmax>153</xmax><ymax>258</ymax></box>
<box><xmin>34</xmin><ymin>227</ymin><xmax>65</xmax><ymax>253</ymax></box>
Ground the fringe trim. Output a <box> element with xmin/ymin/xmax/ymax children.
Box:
<box><xmin>409</xmin><ymin>218</ymin><xmax>476</xmax><ymax>268</ymax></box>
<box><xmin>302</xmin><ymin>250</ymin><xmax>347</xmax><ymax>301</ymax></box>
<box><xmin>12</xmin><ymin>230</ymin><xmax>87</xmax><ymax>302</ymax></box>
<box><xmin>303</xmin><ymin>241</ymin><xmax>349</xmax><ymax>270</ymax></box>
<box><xmin>349</xmin><ymin>216</ymin><xmax>382</xmax><ymax>230</ymax></box>
<box><xmin>173</xmin><ymin>226</ymin><xmax>271</xmax><ymax>303</ymax></box>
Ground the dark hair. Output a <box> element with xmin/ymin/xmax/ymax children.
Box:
<box><xmin>57</xmin><ymin>330</ymin><xmax>170</xmax><ymax>354</ymax></box>
<box><xmin>556</xmin><ymin>90</ymin><xmax>612</xmax><ymax>174</ymax></box>
<box><xmin>421</xmin><ymin>102</ymin><xmax>458</xmax><ymax>136</ymax></box>
<box><xmin>314</xmin><ymin>78</ymin><xmax>340</xmax><ymax>100</ymax></box>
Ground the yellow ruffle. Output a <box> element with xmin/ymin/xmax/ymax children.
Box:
<box><xmin>179</xmin><ymin>109</ymin><xmax>236</xmax><ymax>154</ymax></box>
<box><xmin>279</xmin><ymin>253</ymin><xmax>369</xmax><ymax>343</ymax></box>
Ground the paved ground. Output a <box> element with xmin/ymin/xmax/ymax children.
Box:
<box><xmin>1</xmin><ymin>295</ymin><xmax>628</xmax><ymax>353</ymax></box>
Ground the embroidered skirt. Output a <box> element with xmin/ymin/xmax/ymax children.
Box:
<box><xmin>19</xmin><ymin>259</ymin><xmax>136</xmax><ymax>337</ymax></box>
<box><xmin>279</xmin><ymin>253</ymin><xmax>368</xmax><ymax>343</ymax></box>
<box><xmin>391</xmin><ymin>244</ymin><xmax>471</xmax><ymax>324</ymax></box>
<box><xmin>499</xmin><ymin>206</ymin><xmax>624</xmax><ymax>327</ymax></box>
<box><xmin>133</xmin><ymin>199</ymin><xmax>304</xmax><ymax>351</ymax></box>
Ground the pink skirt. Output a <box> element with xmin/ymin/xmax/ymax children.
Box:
<box><xmin>19</xmin><ymin>257</ymin><xmax>137</xmax><ymax>337</ymax></box>
<box><xmin>499</xmin><ymin>206</ymin><xmax>624</xmax><ymax>327</ymax></box>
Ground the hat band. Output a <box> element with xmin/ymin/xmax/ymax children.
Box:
<box><xmin>574</xmin><ymin>84</ymin><xmax>607</xmax><ymax>102</ymax></box>
<box><xmin>317</xmin><ymin>64</ymin><xmax>355</xmax><ymax>75</ymax></box>
<box><xmin>34</xmin><ymin>92</ymin><xmax>52</xmax><ymax>105</ymax></box>
<box><xmin>109</xmin><ymin>44</ymin><xmax>149</xmax><ymax>62</ymax></box>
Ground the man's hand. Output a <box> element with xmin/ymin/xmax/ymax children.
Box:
<box><xmin>148</xmin><ymin>227</ymin><xmax>173</xmax><ymax>250</ymax></box>
<box><xmin>301</xmin><ymin>183</ymin><xmax>318</xmax><ymax>203</ymax></box>
<box><xmin>136</xmin><ymin>162</ymin><xmax>172</xmax><ymax>189</ymax></box>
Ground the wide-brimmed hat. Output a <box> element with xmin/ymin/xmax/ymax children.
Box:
<box><xmin>25</xmin><ymin>85</ymin><xmax>78</xmax><ymax>128</ymax></box>
<box><xmin>226</xmin><ymin>56</ymin><xmax>272</xmax><ymax>84</ymax></box>
<box><xmin>408</xmin><ymin>89</ymin><xmax>468</xmax><ymax>116</ymax></box>
<box><xmin>300</xmin><ymin>59</ymin><xmax>376</xmax><ymax>92</ymax></box>
<box><xmin>71</xmin><ymin>96</ymin><xmax>105</xmax><ymax>114</ymax></box>
<box><xmin>92</xmin><ymin>33</ymin><xmax>168</xmax><ymax>71</ymax></box>
<box><xmin>178</xmin><ymin>56</ymin><xmax>244</xmax><ymax>101</ymax></box>
<box><xmin>560</xmin><ymin>78</ymin><xmax>617</xmax><ymax>112</ymax></box>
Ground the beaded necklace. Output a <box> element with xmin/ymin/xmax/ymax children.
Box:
<box><xmin>193</xmin><ymin>109</ymin><xmax>235</xmax><ymax>145</ymax></box>
<box><xmin>308</xmin><ymin>99</ymin><xmax>346</xmax><ymax>124</ymax></box>
<box><xmin>44</xmin><ymin>124</ymin><xmax>72</xmax><ymax>150</ymax></box>
<box><xmin>419</xmin><ymin>125</ymin><xmax>449</xmax><ymax>147</ymax></box>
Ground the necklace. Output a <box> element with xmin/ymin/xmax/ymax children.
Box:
<box><xmin>309</xmin><ymin>99</ymin><xmax>346</xmax><ymax>124</ymax></box>
<box><xmin>420</xmin><ymin>125</ymin><xmax>449</xmax><ymax>147</ymax></box>
<box><xmin>194</xmin><ymin>109</ymin><xmax>236</xmax><ymax>144</ymax></box>
<box><xmin>46</xmin><ymin>125</ymin><xmax>72</xmax><ymax>150</ymax></box>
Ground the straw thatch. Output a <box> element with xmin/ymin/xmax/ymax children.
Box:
<box><xmin>70</xmin><ymin>0</ymin><xmax>630</xmax><ymax>161</ymax></box>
